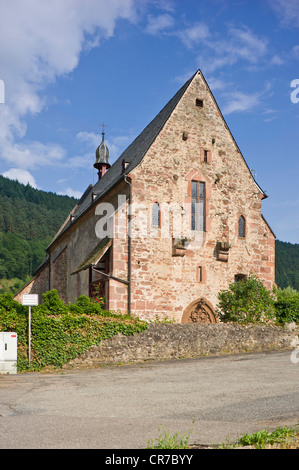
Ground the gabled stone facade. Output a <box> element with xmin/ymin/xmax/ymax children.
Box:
<box><xmin>15</xmin><ymin>70</ymin><xmax>275</xmax><ymax>323</ymax></box>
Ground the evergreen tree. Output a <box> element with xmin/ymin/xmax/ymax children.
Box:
<box><xmin>275</xmin><ymin>240</ymin><xmax>299</xmax><ymax>290</ymax></box>
<box><xmin>0</xmin><ymin>175</ymin><xmax>78</xmax><ymax>289</ymax></box>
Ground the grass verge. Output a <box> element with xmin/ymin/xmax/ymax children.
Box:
<box><xmin>219</xmin><ymin>425</ymin><xmax>299</xmax><ymax>449</ymax></box>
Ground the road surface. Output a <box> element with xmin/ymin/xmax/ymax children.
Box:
<box><xmin>0</xmin><ymin>350</ymin><xmax>298</xmax><ymax>449</ymax></box>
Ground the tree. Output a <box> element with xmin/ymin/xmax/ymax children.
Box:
<box><xmin>0</xmin><ymin>174</ymin><xmax>77</xmax><ymax>287</ymax></box>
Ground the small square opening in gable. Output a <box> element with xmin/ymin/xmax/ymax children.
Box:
<box><xmin>196</xmin><ymin>99</ymin><xmax>203</xmax><ymax>107</ymax></box>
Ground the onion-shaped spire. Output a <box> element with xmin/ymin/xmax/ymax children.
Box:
<box><xmin>95</xmin><ymin>131</ymin><xmax>110</xmax><ymax>166</ymax></box>
<box><xmin>94</xmin><ymin>124</ymin><xmax>110</xmax><ymax>180</ymax></box>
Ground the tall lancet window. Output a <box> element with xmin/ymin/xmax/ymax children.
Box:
<box><xmin>238</xmin><ymin>215</ymin><xmax>246</xmax><ymax>238</ymax></box>
<box><xmin>152</xmin><ymin>202</ymin><xmax>160</xmax><ymax>227</ymax></box>
<box><xmin>191</xmin><ymin>181</ymin><xmax>206</xmax><ymax>231</ymax></box>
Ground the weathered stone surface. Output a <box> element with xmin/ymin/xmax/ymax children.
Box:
<box><xmin>64</xmin><ymin>323</ymin><xmax>299</xmax><ymax>368</ymax></box>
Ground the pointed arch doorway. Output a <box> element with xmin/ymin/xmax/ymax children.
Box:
<box><xmin>181</xmin><ymin>298</ymin><xmax>218</xmax><ymax>324</ymax></box>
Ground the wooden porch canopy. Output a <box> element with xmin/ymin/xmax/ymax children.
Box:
<box><xmin>71</xmin><ymin>237</ymin><xmax>111</xmax><ymax>275</ymax></box>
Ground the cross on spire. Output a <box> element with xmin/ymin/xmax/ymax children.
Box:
<box><xmin>100</xmin><ymin>122</ymin><xmax>107</xmax><ymax>135</ymax></box>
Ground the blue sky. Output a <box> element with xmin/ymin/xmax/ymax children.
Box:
<box><xmin>0</xmin><ymin>0</ymin><xmax>299</xmax><ymax>243</ymax></box>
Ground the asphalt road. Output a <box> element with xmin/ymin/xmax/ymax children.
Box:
<box><xmin>0</xmin><ymin>350</ymin><xmax>298</xmax><ymax>449</ymax></box>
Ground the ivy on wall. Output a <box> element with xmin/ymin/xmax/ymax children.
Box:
<box><xmin>0</xmin><ymin>290</ymin><xmax>148</xmax><ymax>371</ymax></box>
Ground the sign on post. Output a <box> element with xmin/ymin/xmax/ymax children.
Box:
<box><xmin>22</xmin><ymin>294</ymin><xmax>39</xmax><ymax>306</ymax></box>
<box><xmin>22</xmin><ymin>294</ymin><xmax>39</xmax><ymax>364</ymax></box>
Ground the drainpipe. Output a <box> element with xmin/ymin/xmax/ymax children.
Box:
<box><xmin>124</xmin><ymin>175</ymin><xmax>132</xmax><ymax>316</ymax></box>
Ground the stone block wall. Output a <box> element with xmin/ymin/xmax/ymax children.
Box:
<box><xmin>64</xmin><ymin>323</ymin><xmax>299</xmax><ymax>369</ymax></box>
<box><xmin>51</xmin><ymin>246</ymin><xmax>68</xmax><ymax>303</ymax></box>
<box><xmin>14</xmin><ymin>262</ymin><xmax>49</xmax><ymax>303</ymax></box>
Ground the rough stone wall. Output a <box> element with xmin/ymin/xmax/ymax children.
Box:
<box><xmin>14</xmin><ymin>181</ymin><xmax>131</xmax><ymax>308</ymax></box>
<box><xmin>108</xmin><ymin>195</ymin><xmax>129</xmax><ymax>313</ymax></box>
<box><xmin>14</xmin><ymin>262</ymin><xmax>49</xmax><ymax>303</ymax></box>
<box><xmin>127</xmin><ymin>71</ymin><xmax>275</xmax><ymax>322</ymax></box>
<box><xmin>51</xmin><ymin>247</ymin><xmax>68</xmax><ymax>303</ymax></box>
<box><xmin>47</xmin><ymin>181</ymin><xmax>129</xmax><ymax>305</ymax></box>
<box><xmin>65</xmin><ymin>323</ymin><xmax>299</xmax><ymax>368</ymax></box>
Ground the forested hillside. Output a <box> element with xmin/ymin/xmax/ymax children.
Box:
<box><xmin>0</xmin><ymin>175</ymin><xmax>77</xmax><ymax>293</ymax></box>
<box><xmin>275</xmin><ymin>240</ymin><xmax>299</xmax><ymax>290</ymax></box>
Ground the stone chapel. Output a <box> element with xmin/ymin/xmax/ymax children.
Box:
<box><xmin>15</xmin><ymin>69</ymin><xmax>276</xmax><ymax>323</ymax></box>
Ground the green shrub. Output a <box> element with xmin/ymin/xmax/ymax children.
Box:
<box><xmin>217</xmin><ymin>275</ymin><xmax>276</xmax><ymax>323</ymax></box>
<box><xmin>68</xmin><ymin>294</ymin><xmax>117</xmax><ymax>317</ymax></box>
<box><xmin>39</xmin><ymin>289</ymin><xmax>68</xmax><ymax>315</ymax></box>
<box><xmin>276</xmin><ymin>286</ymin><xmax>299</xmax><ymax>301</ymax></box>
<box><xmin>274</xmin><ymin>287</ymin><xmax>299</xmax><ymax>324</ymax></box>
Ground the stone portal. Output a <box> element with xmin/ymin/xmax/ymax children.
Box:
<box><xmin>181</xmin><ymin>298</ymin><xmax>218</xmax><ymax>324</ymax></box>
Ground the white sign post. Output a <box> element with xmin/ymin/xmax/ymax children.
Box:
<box><xmin>22</xmin><ymin>294</ymin><xmax>39</xmax><ymax>365</ymax></box>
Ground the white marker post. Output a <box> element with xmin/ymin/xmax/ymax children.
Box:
<box><xmin>22</xmin><ymin>294</ymin><xmax>39</xmax><ymax>365</ymax></box>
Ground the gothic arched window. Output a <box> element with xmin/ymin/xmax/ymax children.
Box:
<box><xmin>191</xmin><ymin>181</ymin><xmax>206</xmax><ymax>231</ymax></box>
<box><xmin>152</xmin><ymin>202</ymin><xmax>160</xmax><ymax>227</ymax></box>
<box><xmin>238</xmin><ymin>215</ymin><xmax>246</xmax><ymax>238</ymax></box>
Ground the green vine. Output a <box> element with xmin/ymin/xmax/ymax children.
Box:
<box><xmin>0</xmin><ymin>290</ymin><xmax>148</xmax><ymax>371</ymax></box>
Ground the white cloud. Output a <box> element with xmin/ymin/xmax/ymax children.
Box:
<box><xmin>264</xmin><ymin>116</ymin><xmax>278</xmax><ymax>122</ymax></box>
<box><xmin>0</xmin><ymin>0</ymin><xmax>136</xmax><ymax>175</ymax></box>
<box><xmin>76</xmin><ymin>131</ymin><xmax>100</xmax><ymax>149</ymax></box>
<box><xmin>176</xmin><ymin>22</ymin><xmax>210</xmax><ymax>48</ymax></box>
<box><xmin>1</xmin><ymin>140</ymin><xmax>66</xmax><ymax>170</ymax></box>
<box><xmin>268</xmin><ymin>0</ymin><xmax>299</xmax><ymax>27</ymax></box>
<box><xmin>271</xmin><ymin>55</ymin><xmax>284</xmax><ymax>65</ymax></box>
<box><xmin>145</xmin><ymin>13</ymin><xmax>175</xmax><ymax>35</ymax></box>
<box><xmin>58</xmin><ymin>187</ymin><xmax>82</xmax><ymax>199</ymax></box>
<box><xmin>173</xmin><ymin>22</ymin><xmax>269</xmax><ymax>76</ymax></box>
<box><xmin>292</xmin><ymin>45</ymin><xmax>299</xmax><ymax>60</ymax></box>
<box><xmin>221</xmin><ymin>91</ymin><xmax>261</xmax><ymax>115</ymax></box>
<box><xmin>67</xmin><ymin>153</ymin><xmax>94</xmax><ymax>169</ymax></box>
<box><xmin>201</xmin><ymin>25</ymin><xmax>268</xmax><ymax>73</ymax></box>
<box><xmin>227</xmin><ymin>26</ymin><xmax>268</xmax><ymax>62</ymax></box>
<box><xmin>2</xmin><ymin>168</ymin><xmax>38</xmax><ymax>188</ymax></box>
<box><xmin>206</xmin><ymin>77</ymin><xmax>228</xmax><ymax>91</ymax></box>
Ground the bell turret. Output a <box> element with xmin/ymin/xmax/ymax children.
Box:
<box><xmin>94</xmin><ymin>128</ymin><xmax>110</xmax><ymax>180</ymax></box>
